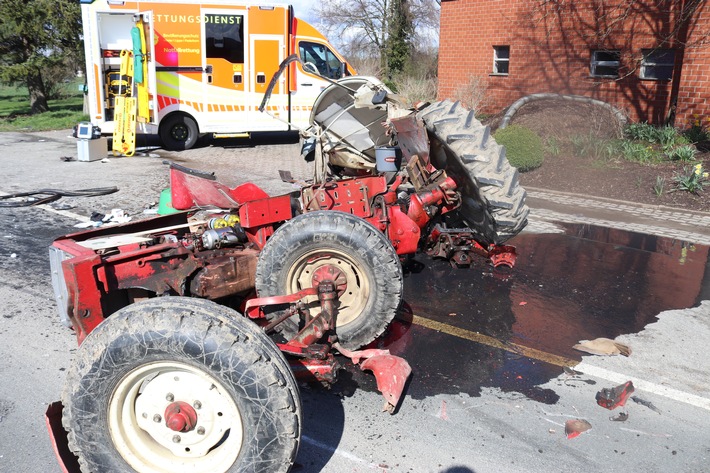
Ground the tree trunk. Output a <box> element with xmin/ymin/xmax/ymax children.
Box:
<box><xmin>27</xmin><ymin>70</ymin><xmax>49</xmax><ymax>114</ymax></box>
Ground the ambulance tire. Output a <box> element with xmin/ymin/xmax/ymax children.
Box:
<box><xmin>160</xmin><ymin>114</ymin><xmax>199</xmax><ymax>151</ymax></box>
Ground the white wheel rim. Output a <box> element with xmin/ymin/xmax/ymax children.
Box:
<box><xmin>108</xmin><ymin>361</ymin><xmax>243</xmax><ymax>473</ymax></box>
<box><xmin>287</xmin><ymin>249</ymin><xmax>370</xmax><ymax>326</ymax></box>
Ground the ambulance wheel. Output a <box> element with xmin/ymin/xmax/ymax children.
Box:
<box><xmin>61</xmin><ymin>297</ymin><xmax>301</xmax><ymax>473</ymax></box>
<box><xmin>160</xmin><ymin>114</ymin><xmax>199</xmax><ymax>151</ymax></box>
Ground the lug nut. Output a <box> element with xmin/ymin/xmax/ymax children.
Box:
<box><xmin>153</xmin><ymin>414</ymin><xmax>162</xmax><ymax>423</ymax></box>
<box><xmin>197</xmin><ymin>426</ymin><xmax>205</xmax><ymax>435</ymax></box>
<box><xmin>166</xmin><ymin>393</ymin><xmax>174</xmax><ymax>402</ymax></box>
<box><xmin>193</xmin><ymin>400</ymin><xmax>202</xmax><ymax>410</ymax></box>
<box><xmin>172</xmin><ymin>435</ymin><xmax>181</xmax><ymax>443</ymax></box>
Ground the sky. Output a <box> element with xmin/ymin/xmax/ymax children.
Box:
<box><xmin>264</xmin><ymin>0</ymin><xmax>320</xmax><ymax>22</ymax></box>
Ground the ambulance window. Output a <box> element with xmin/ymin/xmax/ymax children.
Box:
<box><xmin>298</xmin><ymin>41</ymin><xmax>342</xmax><ymax>79</ymax></box>
<box><xmin>205</xmin><ymin>14</ymin><xmax>244</xmax><ymax>64</ymax></box>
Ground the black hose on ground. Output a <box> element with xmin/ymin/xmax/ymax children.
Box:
<box><xmin>0</xmin><ymin>187</ymin><xmax>119</xmax><ymax>208</ymax></box>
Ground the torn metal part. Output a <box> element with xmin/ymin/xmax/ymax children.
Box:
<box><xmin>596</xmin><ymin>381</ymin><xmax>635</xmax><ymax>410</ymax></box>
<box><xmin>631</xmin><ymin>396</ymin><xmax>662</xmax><ymax>414</ymax></box>
<box><xmin>335</xmin><ymin>343</ymin><xmax>412</xmax><ymax>414</ymax></box>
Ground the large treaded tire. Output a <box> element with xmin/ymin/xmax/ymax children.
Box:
<box><xmin>417</xmin><ymin>100</ymin><xmax>529</xmax><ymax>244</ymax></box>
<box><xmin>255</xmin><ymin>211</ymin><xmax>403</xmax><ymax>350</ymax></box>
<box><xmin>61</xmin><ymin>297</ymin><xmax>301</xmax><ymax>473</ymax></box>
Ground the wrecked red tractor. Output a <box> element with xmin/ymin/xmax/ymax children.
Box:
<box><xmin>46</xmin><ymin>76</ymin><xmax>528</xmax><ymax>473</ymax></box>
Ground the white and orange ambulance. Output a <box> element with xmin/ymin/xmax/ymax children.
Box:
<box><xmin>80</xmin><ymin>0</ymin><xmax>354</xmax><ymax>150</ymax></box>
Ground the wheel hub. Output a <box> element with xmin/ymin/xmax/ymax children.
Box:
<box><xmin>109</xmin><ymin>362</ymin><xmax>243</xmax><ymax>471</ymax></box>
<box><xmin>172</xmin><ymin>125</ymin><xmax>188</xmax><ymax>141</ymax></box>
<box><xmin>311</xmin><ymin>264</ymin><xmax>347</xmax><ymax>296</ymax></box>
<box><xmin>289</xmin><ymin>252</ymin><xmax>370</xmax><ymax>326</ymax></box>
<box><xmin>165</xmin><ymin>401</ymin><xmax>198</xmax><ymax>432</ymax></box>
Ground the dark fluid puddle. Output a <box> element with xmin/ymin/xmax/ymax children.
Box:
<box><xmin>341</xmin><ymin>223</ymin><xmax>709</xmax><ymax>404</ymax></box>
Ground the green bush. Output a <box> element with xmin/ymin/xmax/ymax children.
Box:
<box><xmin>623</xmin><ymin>122</ymin><xmax>688</xmax><ymax>151</ymax></box>
<box><xmin>624</xmin><ymin>122</ymin><xmax>658</xmax><ymax>142</ymax></box>
<box><xmin>667</xmin><ymin>144</ymin><xmax>697</xmax><ymax>162</ymax></box>
<box><xmin>683</xmin><ymin>124</ymin><xmax>709</xmax><ymax>143</ymax></box>
<box><xmin>494</xmin><ymin>125</ymin><xmax>544</xmax><ymax>172</ymax></box>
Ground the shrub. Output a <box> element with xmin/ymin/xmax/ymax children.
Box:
<box><xmin>494</xmin><ymin>125</ymin><xmax>544</xmax><ymax>172</ymax></box>
<box><xmin>623</xmin><ymin>122</ymin><xmax>687</xmax><ymax>150</ymax></box>
<box><xmin>624</xmin><ymin>122</ymin><xmax>658</xmax><ymax>142</ymax></box>
<box><xmin>391</xmin><ymin>74</ymin><xmax>437</xmax><ymax>104</ymax></box>
<box><xmin>683</xmin><ymin>124</ymin><xmax>709</xmax><ymax>144</ymax></box>
<box><xmin>569</xmin><ymin>132</ymin><xmax>615</xmax><ymax>160</ymax></box>
<box><xmin>671</xmin><ymin>163</ymin><xmax>708</xmax><ymax>194</ymax></box>
<box><xmin>452</xmin><ymin>74</ymin><xmax>489</xmax><ymax>113</ymax></box>
<box><xmin>667</xmin><ymin>145</ymin><xmax>697</xmax><ymax>162</ymax></box>
<box><xmin>618</xmin><ymin>140</ymin><xmax>659</xmax><ymax>163</ymax></box>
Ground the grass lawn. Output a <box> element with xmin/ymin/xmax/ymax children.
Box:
<box><xmin>0</xmin><ymin>81</ymin><xmax>89</xmax><ymax>132</ymax></box>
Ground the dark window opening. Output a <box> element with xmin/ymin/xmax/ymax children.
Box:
<box><xmin>591</xmin><ymin>50</ymin><xmax>621</xmax><ymax>78</ymax></box>
<box><xmin>641</xmin><ymin>49</ymin><xmax>675</xmax><ymax>80</ymax></box>
<box><xmin>493</xmin><ymin>45</ymin><xmax>510</xmax><ymax>75</ymax></box>
<box><xmin>205</xmin><ymin>14</ymin><xmax>244</xmax><ymax>64</ymax></box>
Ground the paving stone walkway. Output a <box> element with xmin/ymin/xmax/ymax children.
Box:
<box><xmin>525</xmin><ymin>187</ymin><xmax>710</xmax><ymax>245</ymax></box>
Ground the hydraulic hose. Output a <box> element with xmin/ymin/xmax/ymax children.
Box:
<box><xmin>0</xmin><ymin>187</ymin><xmax>119</xmax><ymax>208</ymax></box>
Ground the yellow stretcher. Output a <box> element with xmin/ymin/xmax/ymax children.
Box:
<box><xmin>112</xmin><ymin>17</ymin><xmax>149</xmax><ymax>157</ymax></box>
<box><xmin>112</xmin><ymin>50</ymin><xmax>136</xmax><ymax>157</ymax></box>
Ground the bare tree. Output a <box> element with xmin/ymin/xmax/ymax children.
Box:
<box><xmin>315</xmin><ymin>0</ymin><xmax>439</xmax><ymax>78</ymax></box>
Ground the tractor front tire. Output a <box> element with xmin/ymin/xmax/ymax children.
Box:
<box><xmin>255</xmin><ymin>211</ymin><xmax>403</xmax><ymax>350</ymax></box>
<box><xmin>61</xmin><ymin>297</ymin><xmax>301</xmax><ymax>473</ymax></box>
<box><xmin>417</xmin><ymin>100</ymin><xmax>529</xmax><ymax>245</ymax></box>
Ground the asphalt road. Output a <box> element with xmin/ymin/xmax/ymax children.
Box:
<box><xmin>0</xmin><ymin>131</ymin><xmax>708</xmax><ymax>473</ymax></box>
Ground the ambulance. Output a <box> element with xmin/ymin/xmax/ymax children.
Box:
<box><xmin>80</xmin><ymin>0</ymin><xmax>355</xmax><ymax>150</ymax></box>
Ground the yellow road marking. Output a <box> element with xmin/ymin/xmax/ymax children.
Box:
<box><xmin>402</xmin><ymin>314</ymin><xmax>579</xmax><ymax>368</ymax></box>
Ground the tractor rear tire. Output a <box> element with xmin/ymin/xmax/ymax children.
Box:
<box><xmin>61</xmin><ymin>297</ymin><xmax>301</xmax><ymax>473</ymax></box>
<box><xmin>255</xmin><ymin>211</ymin><xmax>403</xmax><ymax>350</ymax></box>
<box><xmin>417</xmin><ymin>100</ymin><xmax>529</xmax><ymax>245</ymax></box>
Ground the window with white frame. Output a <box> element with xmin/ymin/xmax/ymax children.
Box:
<box><xmin>640</xmin><ymin>49</ymin><xmax>675</xmax><ymax>80</ymax></box>
<box><xmin>493</xmin><ymin>46</ymin><xmax>509</xmax><ymax>75</ymax></box>
<box><xmin>590</xmin><ymin>50</ymin><xmax>621</xmax><ymax>78</ymax></box>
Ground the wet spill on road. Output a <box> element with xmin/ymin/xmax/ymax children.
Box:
<box><xmin>340</xmin><ymin>223</ymin><xmax>709</xmax><ymax>404</ymax></box>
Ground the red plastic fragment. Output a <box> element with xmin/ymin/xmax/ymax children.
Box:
<box><xmin>596</xmin><ymin>381</ymin><xmax>635</xmax><ymax>410</ymax></box>
<box><xmin>565</xmin><ymin>419</ymin><xmax>592</xmax><ymax>439</ymax></box>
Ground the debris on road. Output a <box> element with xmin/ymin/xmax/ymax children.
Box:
<box><xmin>631</xmin><ymin>396</ymin><xmax>662</xmax><ymax>414</ymax></box>
<box><xmin>573</xmin><ymin>338</ymin><xmax>631</xmax><ymax>356</ymax></box>
<box><xmin>610</xmin><ymin>412</ymin><xmax>629</xmax><ymax>422</ymax></box>
<box><xmin>596</xmin><ymin>381</ymin><xmax>635</xmax><ymax>409</ymax></box>
<box><xmin>565</xmin><ymin>419</ymin><xmax>592</xmax><ymax>439</ymax></box>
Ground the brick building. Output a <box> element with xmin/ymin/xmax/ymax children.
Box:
<box><xmin>438</xmin><ymin>0</ymin><xmax>710</xmax><ymax>128</ymax></box>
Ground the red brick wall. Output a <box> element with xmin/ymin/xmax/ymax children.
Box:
<box><xmin>676</xmin><ymin>3</ymin><xmax>710</xmax><ymax>128</ymax></box>
<box><xmin>439</xmin><ymin>0</ymin><xmax>710</xmax><ymax>127</ymax></box>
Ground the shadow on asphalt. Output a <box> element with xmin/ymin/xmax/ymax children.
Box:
<box><xmin>130</xmin><ymin>131</ymin><xmax>300</xmax><ymax>152</ymax></box>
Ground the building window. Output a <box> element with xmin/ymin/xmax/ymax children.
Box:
<box><xmin>590</xmin><ymin>50</ymin><xmax>620</xmax><ymax>78</ymax></box>
<box><xmin>493</xmin><ymin>46</ymin><xmax>509</xmax><ymax>75</ymax></box>
<box><xmin>640</xmin><ymin>49</ymin><xmax>675</xmax><ymax>80</ymax></box>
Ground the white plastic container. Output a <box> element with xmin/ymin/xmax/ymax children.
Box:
<box><xmin>77</xmin><ymin>137</ymin><xmax>108</xmax><ymax>162</ymax></box>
